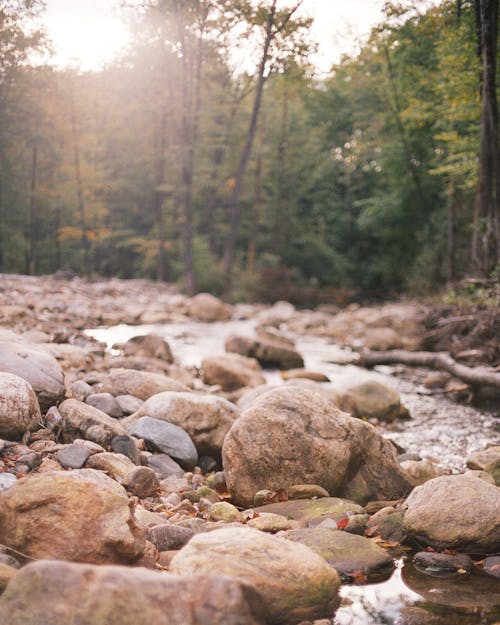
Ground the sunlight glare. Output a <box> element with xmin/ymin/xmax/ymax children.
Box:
<box><xmin>45</xmin><ymin>2</ymin><xmax>130</xmax><ymax>71</ymax></box>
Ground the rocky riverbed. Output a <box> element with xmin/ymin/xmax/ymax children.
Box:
<box><xmin>0</xmin><ymin>273</ymin><xmax>499</xmax><ymax>625</ymax></box>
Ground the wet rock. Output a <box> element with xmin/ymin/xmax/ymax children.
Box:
<box><xmin>403</xmin><ymin>473</ymin><xmax>500</xmax><ymax>553</ymax></box>
<box><xmin>170</xmin><ymin>525</ymin><xmax>340</xmax><ymax>625</ymax></box>
<box><xmin>59</xmin><ymin>399</ymin><xmax>127</xmax><ymax>447</ymax></box>
<box><xmin>413</xmin><ymin>551</ymin><xmax>472</xmax><ymax>577</ymax></box>
<box><xmin>110</xmin><ymin>434</ymin><xmax>141</xmax><ymax>464</ymax></box>
<box><xmin>337</xmin><ymin>379</ymin><xmax>409</xmax><ymax>422</ymax></box>
<box><xmin>56</xmin><ymin>443</ymin><xmax>92</xmax><ymax>469</ymax></box>
<box><xmin>85</xmin><ymin>451</ymin><xmax>136</xmax><ymax>481</ymax></box>
<box><xmin>285</xmin><ymin>527</ymin><xmax>394</xmax><ymax>582</ymax></box>
<box><xmin>466</xmin><ymin>445</ymin><xmax>500</xmax><ymax>470</ymax></box>
<box><xmin>121</xmin><ymin>333</ymin><xmax>173</xmax><ymax>362</ymax></box>
<box><xmin>225</xmin><ymin>334</ymin><xmax>304</xmax><ymax>370</ymax></box>
<box><xmin>123</xmin><ymin>466</ymin><xmax>159</xmax><ymax>498</ymax></box>
<box><xmin>93</xmin><ymin>368</ymin><xmax>189</xmax><ymax>400</ymax></box>
<box><xmin>85</xmin><ymin>392</ymin><xmax>122</xmax><ymax>418</ymax></box>
<box><xmin>400</xmin><ymin>459</ymin><xmax>452</xmax><ymax>486</ymax></box>
<box><xmin>222</xmin><ymin>386</ymin><xmax>411</xmax><ymax>507</ymax></box>
<box><xmin>128</xmin><ymin>416</ymin><xmax>198</xmax><ymax>471</ymax></box>
<box><xmin>483</xmin><ymin>555</ymin><xmax>500</xmax><ymax>578</ymax></box>
<box><xmin>401</xmin><ymin>560</ymin><xmax>500</xmax><ymax>612</ymax></box>
<box><xmin>187</xmin><ymin>293</ymin><xmax>233</xmax><ymax>322</ymax></box>
<box><xmin>251</xmin><ymin>498</ymin><xmax>366</xmax><ymax>528</ymax></box>
<box><xmin>0</xmin><ymin>373</ymin><xmax>41</xmax><ymax>440</ymax></box>
<box><xmin>202</xmin><ymin>353</ymin><xmax>266</xmax><ymax>392</ymax></box>
<box><xmin>365</xmin><ymin>507</ymin><xmax>405</xmax><ymax>543</ymax></box>
<box><xmin>0</xmin><ymin>559</ymin><xmax>266</xmax><ymax>625</ymax></box>
<box><xmin>0</xmin><ymin>469</ymin><xmax>145</xmax><ymax>563</ymax></box>
<box><xmin>115</xmin><ymin>394</ymin><xmax>144</xmax><ymax>415</ymax></box>
<box><xmin>147</xmin><ymin>453</ymin><xmax>184</xmax><ymax>478</ymax></box>
<box><xmin>126</xmin><ymin>391</ymin><xmax>238</xmax><ymax>460</ymax></box>
<box><xmin>147</xmin><ymin>524</ymin><xmax>195</xmax><ymax>550</ymax></box>
<box><xmin>0</xmin><ymin>342</ymin><xmax>65</xmax><ymax>410</ymax></box>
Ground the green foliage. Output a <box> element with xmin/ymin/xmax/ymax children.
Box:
<box><xmin>0</xmin><ymin>0</ymin><xmax>492</xmax><ymax>301</ymax></box>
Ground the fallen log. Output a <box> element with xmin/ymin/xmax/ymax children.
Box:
<box><xmin>359</xmin><ymin>349</ymin><xmax>500</xmax><ymax>390</ymax></box>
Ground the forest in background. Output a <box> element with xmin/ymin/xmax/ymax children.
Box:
<box><xmin>0</xmin><ymin>0</ymin><xmax>499</xmax><ymax>305</ymax></box>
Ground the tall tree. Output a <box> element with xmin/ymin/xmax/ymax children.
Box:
<box><xmin>222</xmin><ymin>0</ymin><xmax>310</xmax><ymax>277</ymax></box>
<box><xmin>472</xmin><ymin>0</ymin><xmax>500</xmax><ymax>273</ymax></box>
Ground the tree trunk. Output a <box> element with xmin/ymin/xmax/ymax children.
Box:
<box><xmin>247</xmin><ymin>112</ymin><xmax>265</xmax><ymax>273</ymax></box>
<box><xmin>70</xmin><ymin>97</ymin><xmax>90</xmax><ymax>277</ymax></box>
<box><xmin>473</xmin><ymin>0</ymin><xmax>500</xmax><ymax>274</ymax></box>
<box><xmin>222</xmin><ymin>0</ymin><xmax>278</xmax><ymax>277</ymax></box>
<box><xmin>27</xmin><ymin>141</ymin><xmax>38</xmax><ymax>275</ymax></box>
<box><xmin>359</xmin><ymin>349</ymin><xmax>500</xmax><ymax>390</ymax></box>
<box><xmin>275</xmin><ymin>80</ymin><xmax>289</xmax><ymax>254</ymax></box>
<box><xmin>154</xmin><ymin>103</ymin><xmax>168</xmax><ymax>282</ymax></box>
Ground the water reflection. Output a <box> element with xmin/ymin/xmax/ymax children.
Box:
<box><xmin>335</xmin><ymin>561</ymin><xmax>500</xmax><ymax>625</ymax></box>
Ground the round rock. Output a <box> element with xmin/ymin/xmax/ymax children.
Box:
<box><xmin>0</xmin><ymin>372</ymin><xmax>41</xmax><ymax>440</ymax></box>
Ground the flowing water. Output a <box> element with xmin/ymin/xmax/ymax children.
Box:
<box><xmin>86</xmin><ymin>319</ymin><xmax>500</xmax><ymax>625</ymax></box>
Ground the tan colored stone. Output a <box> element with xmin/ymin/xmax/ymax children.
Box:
<box><xmin>222</xmin><ymin>386</ymin><xmax>411</xmax><ymax>507</ymax></box>
<box><xmin>0</xmin><ymin>469</ymin><xmax>146</xmax><ymax>564</ymax></box>
<box><xmin>202</xmin><ymin>354</ymin><xmax>265</xmax><ymax>392</ymax></box>
<box><xmin>0</xmin><ymin>560</ymin><xmax>266</xmax><ymax>625</ymax></box>
<box><xmin>93</xmin><ymin>368</ymin><xmax>189</xmax><ymax>400</ymax></box>
<box><xmin>0</xmin><ymin>373</ymin><xmax>41</xmax><ymax>440</ymax></box>
<box><xmin>170</xmin><ymin>526</ymin><xmax>340</xmax><ymax>624</ymax></box>
<box><xmin>59</xmin><ymin>399</ymin><xmax>127</xmax><ymax>447</ymax></box>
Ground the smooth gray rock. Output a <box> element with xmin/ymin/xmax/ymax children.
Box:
<box><xmin>147</xmin><ymin>453</ymin><xmax>184</xmax><ymax>478</ymax></box>
<box><xmin>85</xmin><ymin>393</ymin><xmax>122</xmax><ymax>418</ymax></box>
<box><xmin>110</xmin><ymin>434</ymin><xmax>141</xmax><ymax>464</ymax></box>
<box><xmin>56</xmin><ymin>444</ymin><xmax>92</xmax><ymax>469</ymax></box>
<box><xmin>128</xmin><ymin>416</ymin><xmax>198</xmax><ymax>471</ymax></box>
<box><xmin>0</xmin><ymin>342</ymin><xmax>65</xmax><ymax>410</ymax></box>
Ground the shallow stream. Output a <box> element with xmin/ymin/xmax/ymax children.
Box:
<box><xmin>86</xmin><ymin>319</ymin><xmax>500</xmax><ymax>625</ymax></box>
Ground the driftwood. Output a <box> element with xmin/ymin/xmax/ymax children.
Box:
<box><xmin>359</xmin><ymin>349</ymin><xmax>500</xmax><ymax>390</ymax></box>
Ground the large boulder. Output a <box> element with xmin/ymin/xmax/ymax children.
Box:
<box><xmin>59</xmin><ymin>399</ymin><xmax>127</xmax><ymax>447</ymax></box>
<box><xmin>222</xmin><ymin>386</ymin><xmax>411</xmax><ymax>507</ymax></box>
<box><xmin>202</xmin><ymin>354</ymin><xmax>266</xmax><ymax>392</ymax></box>
<box><xmin>125</xmin><ymin>391</ymin><xmax>238</xmax><ymax>459</ymax></box>
<box><xmin>127</xmin><ymin>416</ymin><xmax>198</xmax><ymax>471</ymax></box>
<box><xmin>0</xmin><ymin>342</ymin><xmax>65</xmax><ymax>410</ymax></box>
<box><xmin>186</xmin><ymin>293</ymin><xmax>232</xmax><ymax>322</ymax></box>
<box><xmin>225</xmin><ymin>334</ymin><xmax>304</xmax><ymax>370</ymax></box>
<box><xmin>92</xmin><ymin>368</ymin><xmax>188</xmax><ymax>400</ymax></box>
<box><xmin>170</xmin><ymin>526</ymin><xmax>340</xmax><ymax>625</ymax></box>
<box><xmin>0</xmin><ymin>372</ymin><xmax>41</xmax><ymax>440</ymax></box>
<box><xmin>0</xmin><ymin>469</ymin><xmax>145</xmax><ymax>563</ymax></box>
<box><xmin>403</xmin><ymin>473</ymin><xmax>500</xmax><ymax>553</ymax></box>
<box><xmin>0</xmin><ymin>560</ymin><xmax>266</xmax><ymax>625</ymax></box>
